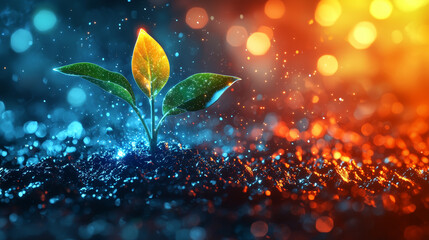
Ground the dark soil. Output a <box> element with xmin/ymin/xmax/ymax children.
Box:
<box><xmin>1</xmin><ymin>141</ymin><xmax>429</xmax><ymax>240</ymax></box>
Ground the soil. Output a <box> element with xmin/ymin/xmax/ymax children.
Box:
<box><xmin>1</xmin><ymin>141</ymin><xmax>429</xmax><ymax>240</ymax></box>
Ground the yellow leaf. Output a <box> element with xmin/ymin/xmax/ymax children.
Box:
<box><xmin>132</xmin><ymin>29</ymin><xmax>170</xmax><ymax>98</ymax></box>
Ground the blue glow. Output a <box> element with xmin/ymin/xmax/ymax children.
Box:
<box><xmin>33</xmin><ymin>9</ymin><xmax>57</xmax><ymax>32</ymax></box>
<box><xmin>83</xmin><ymin>136</ymin><xmax>91</xmax><ymax>145</ymax></box>
<box><xmin>24</xmin><ymin>121</ymin><xmax>38</xmax><ymax>134</ymax></box>
<box><xmin>0</xmin><ymin>101</ymin><xmax>5</xmax><ymax>115</ymax></box>
<box><xmin>67</xmin><ymin>121</ymin><xmax>84</xmax><ymax>139</ymax></box>
<box><xmin>67</xmin><ymin>87</ymin><xmax>87</xmax><ymax>107</ymax></box>
<box><xmin>205</xmin><ymin>86</ymin><xmax>229</xmax><ymax>107</ymax></box>
<box><xmin>116</xmin><ymin>149</ymin><xmax>126</xmax><ymax>159</ymax></box>
<box><xmin>10</xmin><ymin>29</ymin><xmax>33</xmax><ymax>53</ymax></box>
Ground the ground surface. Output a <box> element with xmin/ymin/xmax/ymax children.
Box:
<box><xmin>0</xmin><ymin>141</ymin><xmax>429</xmax><ymax>240</ymax></box>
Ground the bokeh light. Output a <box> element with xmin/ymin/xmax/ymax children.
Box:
<box><xmin>316</xmin><ymin>217</ymin><xmax>334</xmax><ymax>233</ymax></box>
<box><xmin>394</xmin><ymin>0</ymin><xmax>429</xmax><ymax>12</ymax></box>
<box><xmin>317</xmin><ymin>55</ymin><xmax>338</xmax><ymax>76</ymax></box>
<box><xmin>257</xmin><ymin>25</ymin><xmax>274</xmax><ymax>39</ymax></box>
<box><xmin>250</xmin><ymin>221</ymin><xmax>269</xmax><ymax>237</ymax></box>
<box><xmin>246</xmin><ymin>32</ymin><xmax>271</xmax><ymax>56</ymax></box>
<box><xmin>226</xmin><ymin>25</ymin><xmax>248</xmax><ymax>47</ymax></box>
<box><xmin>348</xmin><ymin>21</ymin><xmax>377</xmax><ymax>49</ymax></box>
<box><xmin>315</xmin><ymin>0</ymin><xmax>342</xmax><ymax>27</ymax></box>
<box><xmin>67</xmin><ymin>87</ymin><xmax>87</xmax><ymax>107</ymax></box>
<box><xmin>186</xmin><ymin>7</ymin><xmax>209</xmax><ymax>29</ymax></box>
<box><xmin>10</xmin><ymin>29</ymin><xmax>33</xmax><ymax>53</ymax></box>
<box><xmin>369</xmin><ymin>0</ymin><xmax>393</xmax><ymax>19</ymax></box>
<box><xmin>33</xmin><ymin>9</ymin><xmax>57</xmax><ymax>32</ymax></box>
<box><xmin>264</xmin><ymin>0</ymin><xmax>286</xmax><ymax>19</ymax></box>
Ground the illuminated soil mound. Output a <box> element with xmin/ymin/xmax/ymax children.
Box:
<box><xmin>1</xmin><ymin>142</ymin><xmax>428</xmax><ymax>239</ymax></box>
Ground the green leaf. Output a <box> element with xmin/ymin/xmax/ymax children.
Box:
<box><xmin>162</xmin><ymin>73</ymin><xmax>241</xmax><ymax>116</ymax></box>
<box><xmin>53</xmin><ymin>62</ymin><xmax>136</xmax><ymax>107</ymax></box>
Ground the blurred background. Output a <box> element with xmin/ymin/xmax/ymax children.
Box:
<box><xmin>1</xmin><ymin>0</ymin><xmax>429</xmax><ymax>161</ymax></box>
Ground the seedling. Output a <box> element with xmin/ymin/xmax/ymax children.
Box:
<box><xmin>54</xmin><ymin>29</ymin><xmax>240</xmax><ymax>152</ymax></box>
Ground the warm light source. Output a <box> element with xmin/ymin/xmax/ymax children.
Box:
<box><xmin>186</xmin><ymin>7</ymin><xmax>209</xmax><ymax>29</ymax></box>
<box><xmin>316</xmin><ymin>216</ymin><xmax>334</xmax><ymax>233</ymax></box>
<box><xmin>394</xmin><ymin>0</ymin><xmax>429</xmax><ymax>12</ymax></box>
<box><xmin>315</xmin><ymin>0</ymin><xmax>342</xmax><ymax>27</ymax></box>
<box><xmin>348</xmin><ymin>21</ymin><xmax>377</xmax><ymax>49</ymax></box>
<box><xmin>226</xmin><ymin>25</ymin><xmax>248</xmax><ymax>47</ymax></box>
<box><xmin>264</xmin><ymin>0</ymin><xmax>286</xmax><ymax>19</ymax></box>
<box><xmin>317</xmin><ymin>55</ymin><xmax>338</xmax><ymax>76</ymax></box>
<box><xmin>246</xmin><ymin>32</ymin><xmax>271</xmax><ymax>56</ymax></box>
<box><xmin>370</xmin><ymin>0</ymin><xmax>393</xmax><ymax>19</ymax></box>
<box><xmin>257</xmin><ymin>26</ymin><xmax>274</xmax><ymax>39</ymax></box>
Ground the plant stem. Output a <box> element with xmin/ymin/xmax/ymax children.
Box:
<box><xmin>150</xmin><ymin>96</ymin><xmax>157</xmax><ymax>152</ymax></box>
<box><xmin>155</xmin><ymin>113</ymin><xmax>168</xmax><ymax>135</ymax></box>
<box><xmin>132</xmin><ymin>105</ymin><xmax>151</xmax><ymax>142</ymax></box>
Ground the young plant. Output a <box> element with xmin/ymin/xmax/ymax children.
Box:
<box><xmin>54</xmin><ymin>29</ymin><xmax>240</xmax><ymax>152</ymax></box>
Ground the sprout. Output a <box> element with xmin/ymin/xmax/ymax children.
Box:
<box><xmin>54</xmin><ymin>28</ymin><xmax>240</xmax><ymax>153</ymax></box>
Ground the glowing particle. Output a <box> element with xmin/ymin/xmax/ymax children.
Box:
<box><xmin>348</xmin><ymin>21</ymin><xmax>377</xmax><ymax>49</ymax></box>
<box><xmin>333</xmin><ymin>151</ymin><xmax>341</xmax><ymax>159</ymax></box>
<box><xmin>67</xmin><ymin>121</ymin><xmax>84</xmax><ymax>139</ymax></box>
<box><xmin>246</xmin><ymin>32</ymin><xmax>271</xmax><ymax>56</ymax></box>
<box><xmin>311</xmin><ymin>122</ymin><xmax>325</xmax><ymax>137</ymax></box>
<box><xmin>175</xmin><ymin>52</ymin><xmax>179</xmax><ymax>57</ymax></box>
<box><xmin>288</xmin><ymin>128</ymin><xmax>300</xmax><ymax>141</ymax></box>
<box><xmin>83</xmin><ymin>137</ymin><xmax>91</xmax><ymax>145</ymax></box>
<box><xmin>370</xmin><ymin>0</ymin><xmax>393</xmax><ymax>19</ymax></box>
<box><xmin>250</xmin><ymin>221</ymin><xmax>268</xmax><ymax>238</ymax></box>
<box><xmin>10</xmin><ymin>29</ymin><xmax>33</xmax><ymax>53</ymax></box>
<box><xmin>116</xmin><ymin>149</ymin><xmax>126</xmax><ymax>159</ymax></box>
<box><xmin>186</xmin><ymin>7</ymin><xmax>208</xmax><ymax>29</ymax></box>
<box><xmin>317</xmin><ymin>55</ymin><xmax>338</xmax><ymax>76</ymax></box>
<box><xmin>361</xmin><ymin>123</ymin><xmax>374</xmax><ymax>136</ymax></box>
<box><xmin>316</xmin><ymin>216</ymin><xmax>334</xmax><ymax>233</ymax></box>
<box><xmin>33</xmin><ymin>9</ymin><xmax>57</xmax><ymax>32</ymax></box>
<box><xmin>67</xmin><ymin>87</ymin><xmax>87</xmax><ymax>107</ymax></box>
<box><xmin>35</xmin><ymin>123</ymin><xmax>47</xmax><ymax>138</ymax></box>
<box><xmin>315</xmin><ymin>0</ymin><xmax>342</xmax><ymax>27</ymax></box>
<box><xmin>226</xmin><ymin>25</ymin><xmax>248</xmax><ymax>47</ymax></box>
<box><xmin>24</xmin><ymin>121</ymin><xmax>38</xmax><ymax>134</ymax></box>
<box><xmin>264</xmin><ymin>0</ymin><xmax>286</xmax><ymax>19</ymax></box>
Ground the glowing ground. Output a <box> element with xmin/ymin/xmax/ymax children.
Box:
<box><xmin>1</xmin><ymin>138</ymin><xmax>428</xmax><ymax>239</ymax></box>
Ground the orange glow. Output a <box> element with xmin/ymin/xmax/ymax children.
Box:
<box><xmin>288</xmin><ymin>128</ymin><xmax>300</xmax><ymax>141</ymax></box>
<box><xmin>333</xmin><ymin>151</ymin><xmax>342</xmax><ymax>159</ymax></box>
<box><xmin>317</xmin><ymin>55</ymin><xmax>338</xmax><ymax>76</ymax></box>
<box><xmin>264</xmin><ymin>0</ymin><xmax>286</xmax><ymax>19</ymax></box>
<box><xmin>315</xmin><ymin>0</ymin><xmax>342</xmax><ymax>27</ymax></box>
<box><xmin>311</xmin><ymin>122</ymin><xmax>325</xmax><ymax>137</ymax></box>
<box><xmin>186</xmin><ymin>7</ymin><xmax>209</xmax><ymax>29</ymax></box>
<box><xmin>226</xmin><ymin>25</ymin><xmax>248</xmax><ymax>47</ymax></box>
<box><xmin>257</xmin><ymin>26</ymin><xmax>274</xmax><ymax>39</ymax></box>
<box><xmin>315</xmin><ymin>216</ymin><xmax>334</xmax><ymax>233</ymax></box>
<box><xmin>246</xmin><ymin>32</ymin><xmax>271</xmax><ymax>56</ymax></box>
